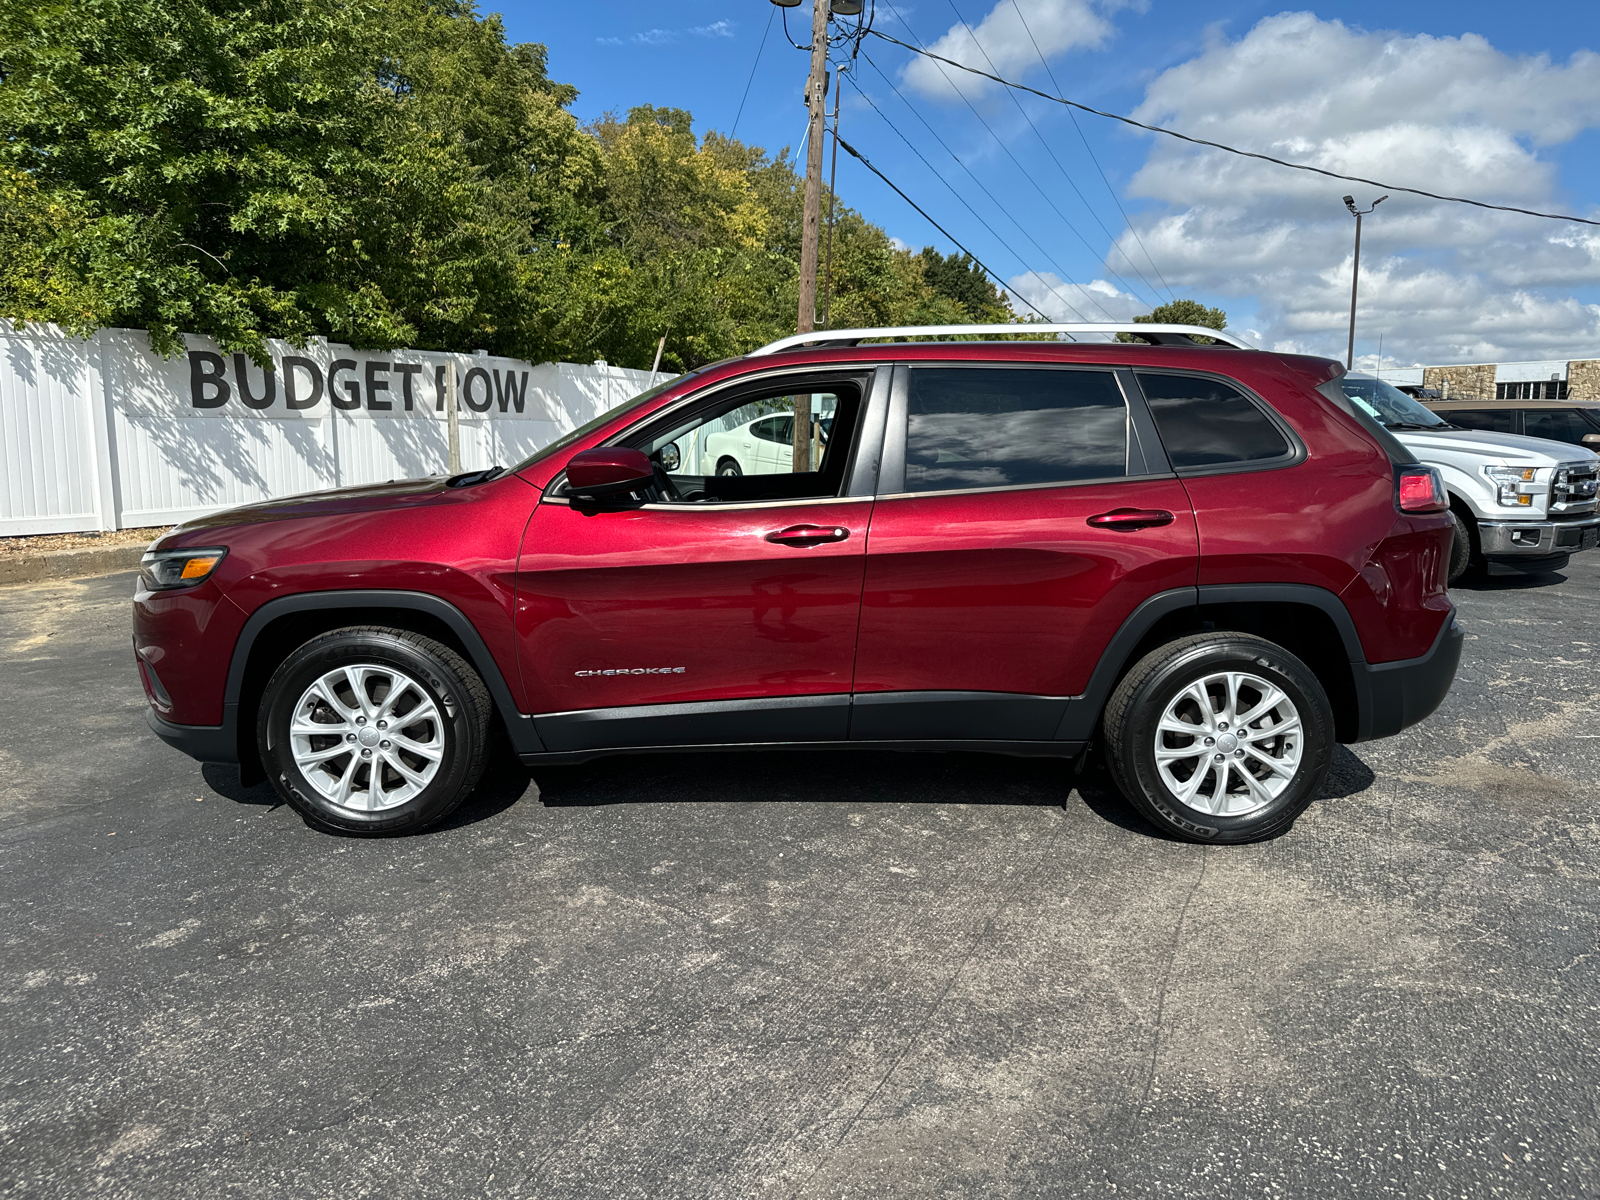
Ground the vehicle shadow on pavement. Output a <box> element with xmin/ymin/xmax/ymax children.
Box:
<box><xmin>1451</xmin><ymin>569</ymin><xmax>1567</xmax><ymax>591</ymax></box>
<box><xmin>201</xmin><ymin>741</ymin><xmax>1378</xmax><ymax>840</ymax></box>
<box><xmin>522</xmin><ymin>742</ymin><xmax>1378</xmax><ymax>842</ymax></box>
<box><xmin>1073</xmin><ymin>742</ymin><xmax>1377</xmax><ymax>841</ymax></box>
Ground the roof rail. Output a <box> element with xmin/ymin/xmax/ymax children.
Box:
<box><xmin>749</xmin><ymin>322</ymin><xmax>1257</xmax><ymax>356</ymax></box>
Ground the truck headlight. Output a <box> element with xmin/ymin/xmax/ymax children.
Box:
<box><xmin>1483</xmin><ymin>465</ymin><xmax>1538</xmax><ymax>507</ymax></box>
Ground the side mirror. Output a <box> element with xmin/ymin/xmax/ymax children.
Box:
<box><xmin>565</xmin><ymin>447</ymin><xmax>654</xmax><ymax>498</ymax></box>
<box><xmin>1583</xmin><ymin>434</ymin><xmax>1600</xmax><ymax>449</ymax></box>
<box><xmin>655</xmin><ymin>443</ymin><xmax>681</xmax><ymax>472</ymax></box>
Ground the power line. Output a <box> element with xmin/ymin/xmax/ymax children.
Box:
<box><xmin>731</xmin><ymin>7</ymin><xmax>776</xmax><ymax>138</ymax></box>
<box><xmin>942</xmin><ymin>0</ymin><xmax>1167</xmax><ymax>307</ymax></box>
<box><xmin>869</xmin><ymin>28</ymin><xmax>1600</xmax><ymax>228</ymax></box>
<box><xmin>875</xmin><ymin>4</ymin><xmax>1156</xmax><ymax>309</ymax></box>
<box><xmin>834</xmin><ymin>134</ymin><xmax>1054</xmax><ymax>322</ymax></box>
<box><xmin>849</xmin><ymin>60</ymin><xmax>1098</xmax><ymax>320</ymax></box>
<box><xmin>1005</xmin><ymin>0</ymin><xmax>1175</xmax><ymax>301</ymax></box>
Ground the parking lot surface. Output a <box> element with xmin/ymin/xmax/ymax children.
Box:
<box><xmin>2</xmin><ymin>563</ymin><xmax>1598</xmax><ymax>1199</ymax></box>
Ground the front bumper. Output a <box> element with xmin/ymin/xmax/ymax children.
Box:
<box><xmin>1477</xmin><ymin>514</ymin><xmax>1600</xmax><ymax>560</ymax></box>
<box><xmin>1353</xmin><ymin>614</ymin><xmax>1465</xmax><ymax>742</ymax></box>
<box><xmin>146</xmin><ymin>707</ymin><xmax>236</xmax><ymax>764</ymax></box>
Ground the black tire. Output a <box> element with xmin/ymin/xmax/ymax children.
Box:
<box><xmin>257</xmin><ymin>626</ymin><xmax>492</xmax><ymax>835</ymax></box>
<box><xmin>1447</xmin><ymin>510</ymin><xmax>1476</xmax><ymax>586</ymax></box>
<box><xmin>716</xmin><ymin>457</ymin><xmax>743</xmax><ymax>477</ymax></box>
<box><xmin>1102</xmin><ymin>632</ymin><xmax>1334</xmax><ymax>844</ymax></box>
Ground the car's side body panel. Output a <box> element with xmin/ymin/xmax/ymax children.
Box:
<box><xmin>514</xmin><ymin>495</ymin><xmax>873</xmax><ymax>715</ymax></box>
<box><xmin>852</xmin><ymin>478</ymin><xmax>1200</xmax><ymax>698</ymax></box>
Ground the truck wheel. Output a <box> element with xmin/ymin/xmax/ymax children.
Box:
<box><xmin>1103</xmin><ymin>633</ymin><xmax>1334</xmax><ymax>844</ymax></box>
<box><xmin>257</xmin><ymin>627</ymin><xmax>492</xmax><ymax>835</ymax></box>
<box><xmin>1447</xmin><ymin>512</ymin><xmax>1475</xmax><ymax>586</ymax></box>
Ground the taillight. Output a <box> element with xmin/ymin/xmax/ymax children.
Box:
<box><xmin>1397</xmin><ymin>466</ymin><xmax>1447</xmax><ymax>513</ymax></box>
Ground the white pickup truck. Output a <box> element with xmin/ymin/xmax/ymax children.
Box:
<box><xmin>1338</xmin><ymin>374</ymin><xmax>1600</xmax><ymax>583</ymax></box>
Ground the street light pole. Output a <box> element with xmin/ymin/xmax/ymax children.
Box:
<box><xmin>1343</xmin><ymin>193</ymin><xmax>1387</xmax><ymax>370</ymax></box>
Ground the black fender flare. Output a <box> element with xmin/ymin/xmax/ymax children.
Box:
<box><xmin>1054</xmin><ymin>583</ymin><xmax>1376</xmax><ymax>742</ymax></box>
<box><xmin>223</xmin><ymin>590</ymin><xmax>542</xmax><ymax>758</ymax></box>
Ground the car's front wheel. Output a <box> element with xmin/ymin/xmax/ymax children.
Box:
<box><xmin>1102</xmin><ymin>632</ymin><xmax>1334</xmax><ymax>844</ymax></box>
<box><xmin>258</xmin><ymin>626</ymin><xmax>492</xmax><ymax>835</ymax></box>
<box><xmin>1447</xmin><ymin>511</ymin><xmax>1476</xmax><ymax>586</ymax></box>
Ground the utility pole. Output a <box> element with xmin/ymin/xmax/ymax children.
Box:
<box><xmin>821</xmin><ymin>64</ymin><xmax>844</xmax><ymax>332</ymax></box>
<box><xmin>446</xmin><ymin>360</ymin><xmax>460</xmax><ymax>474</ymax></box>
<box><xmin>792</xmin><ymin>0</ymin><xmax>831</xmax><ymax>473</ymax></box>
<box><xmin>1343</xmin><ymin>194</ymin><xmax>1387</xmax><ymax>370</ymax></box>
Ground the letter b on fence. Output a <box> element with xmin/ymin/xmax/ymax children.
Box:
<box><xmin>189</xmin><ymin>352</ymin><xmax>230</xmax><ymax>408</ymax></box>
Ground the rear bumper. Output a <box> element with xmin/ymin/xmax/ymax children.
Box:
<box><xmin>1352</xmin><ymin>614</ymin><xmax>1464</xmax><ymax>742</ymax></box>
<box><xmin>146</xmin><ymin>707</ymin><xmax>236</xmax><ymax>764</ymax></box>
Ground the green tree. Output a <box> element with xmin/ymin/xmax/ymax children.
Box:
<box><xmin>917</xmin><ymin>248</ymin><xmax>1009</xmax><ymax>322</ymax></box>
<box><xmin>0</xmin><ymin>1</ymin><xmax>1023</xmax><ymax>370</ymax></box>
<box><xmin>0</xmin><ymin>0</ymin><xmax>587</xmax><ymax>361</ymax></box>
<box><xmin>1118</xmin><ymin>298</ymin><xmax>1228</xmax><ymax>344</ymax></box>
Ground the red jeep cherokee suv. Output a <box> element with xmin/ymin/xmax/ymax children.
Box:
<box><xmin>134</xmin><ymin>324</ymin><xmax>1461</xmax><ymax>843</ymax></box>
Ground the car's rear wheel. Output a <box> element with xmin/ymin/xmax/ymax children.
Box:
<box><xmin>258</xmin><ymin>627</ymin><xmax>492</xmax><ymax>835</ymax></box>
<box><xmin>1102</xmin><ymin>632</ymin><xmax>1334</xmax><ymax>844</ymax></box>
<box><xmin>716</xmin><ymin>457</ymin><xmax>743</xmax><ymax>476</ymax></box>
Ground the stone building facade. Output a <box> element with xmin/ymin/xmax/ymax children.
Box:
<box><xmin>1413</xmin><ymin>359</ymin><xmax>1600</xmax><ymax>401</ymax></box>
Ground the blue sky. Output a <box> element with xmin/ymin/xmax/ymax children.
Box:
<box><xmin>507</xmin><ymin>2</ymin><xmax>1600</xmax><ymax>366</ymax></box>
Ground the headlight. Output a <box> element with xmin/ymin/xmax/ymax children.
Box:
<box><xmin>140</xmin><ymin>546</ymin><xmax>228</xmax><ymax>590</ymax></box>
<box><xmin>1483</xmin><ymin>465</ymin><xmax>1539</xmax><ymax>507</ymax></box>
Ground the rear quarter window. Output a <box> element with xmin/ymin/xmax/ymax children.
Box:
<box><xmin>1136</xmin><ymin>372</ymin><xmax>1291</xmax><ymax>469</ymax></box>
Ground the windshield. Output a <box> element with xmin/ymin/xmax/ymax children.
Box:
<box><xmin>510</xmin><ymin>373</ymin><xmax>688</xmax><ymax>475</ymax></box>
<box><xmin>1339</xmin><ymin>374</ymin><xmax>1455</xmax><ymax>431</ymax></box>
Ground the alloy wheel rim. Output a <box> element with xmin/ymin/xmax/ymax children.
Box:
<box><xmin>288</xmin><ymin>665</ymin><xmax>445</xmax><ymax>812</ymax></box>
<box><xmin>1153</xmin><ymin>670</ymin><xmax>1302</xmax><ymax>817</ymax></box>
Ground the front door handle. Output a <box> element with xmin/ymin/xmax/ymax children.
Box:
<box><xmin>766</xmin><ymin>524</ymin><xmax>850</xmax><ymax>547</ymax></box>
<box><xmin>1087</xmin><ymin>508</ymin><xmax>1175</xmax><ymax>531</ymax></box>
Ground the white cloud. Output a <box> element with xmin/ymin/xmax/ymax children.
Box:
<box><xmin>901</xmin><ymin>0</ymin><xmax>1144</xmax><ymax>100</ymax></box>
<box><xmin>1007</xmin><ymin>271</ymin><xmax>1144</xmax><ymax>325</ymax></box>
<box><xmin>1115</xmin><ymin>13</ymin><xmax>1600</xmax><ymax>363</ymax></box>
<box><xmin>628</xmin><ymin>21</ymin><xmax>735</xmax><ymax>46</ymax></box>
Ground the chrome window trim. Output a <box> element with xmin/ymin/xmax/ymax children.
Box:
<box><xmin>871</xmin><ymin>471</ymin><xmax>1181</xmax><ymax>503</ymax></box>
<box><xmin>540</xmin><ymin>492</ymin><xmax>875</xmax><ymax>511</ymax></box>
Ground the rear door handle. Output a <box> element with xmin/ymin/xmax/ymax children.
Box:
<box><xmin>1087</xmin><ymin>508</ymin><xmax>1175</xmax><ymax>531</ymax></box>
<box><xmin>766</xmin><ymin>524</ymin><xmax>850</xmax><ymax>547</ymax></box>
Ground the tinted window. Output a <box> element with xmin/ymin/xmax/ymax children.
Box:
<box><xmin>903</xmin><ymin>368</ymin><xmax>1127</xmax><ymax>492</ymax></box>
<box><xmin>1523</xmin><ymin>409</ymin><xmax>1597</xmax><ymax>446</ymax></box>
<box><xmin>1447</xmin><ymin>409</ymin><xmax>1515</xmax><ymax>433</ymax></box>
<box><xmin>751</xmin><ymin>416</ymin><xmax>790</xmax><ymax>444</ymax></box>
<box><xmin>1138</xmin><ymin>373</ymin><xmax>1290</xmax><ymax>468</ymax></box>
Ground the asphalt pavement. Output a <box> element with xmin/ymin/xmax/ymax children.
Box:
<box><xmin>2</xmin><ymin>561</ymin><xmax>1598</xmax><ymax>1199</ymax></box>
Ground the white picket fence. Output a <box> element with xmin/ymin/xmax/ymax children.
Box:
<box><xmin>0</xmin><ymin>321</ymin><xmax>672</xmax><ymax>535</ymax></box>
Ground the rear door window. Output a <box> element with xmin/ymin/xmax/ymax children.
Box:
<box><xmin>902</xmin><ymin>367</ymin><xmax>1128</xmax><ymax>493</ymax></box>
<box><xmin>1137</xmin><ymin>372</ymin><xmax>1292</xmax><ymax>469</ymax></box>
<box><xmin>1523</xmin><ymin>409</ymin><xmax>1595</xmax><ymax>446</ymax></box>
<box><xmin>1446</xmin><ymin>409</ymin><xmax>1516</xmax><ymax>433</ymax></box>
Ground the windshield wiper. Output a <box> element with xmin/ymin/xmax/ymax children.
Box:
<box><xmin>446</xmin><ymin>465</ymin><xmax>505</xmax><ymax>488</ymax></box>
<box><xmin>1384</xmin><ymin>422</ymin><xmax>1448</xmax><ymax>431</ymax></box>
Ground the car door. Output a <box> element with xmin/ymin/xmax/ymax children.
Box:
<box><xmin>515</xmin><ymin>367</ymin><xmax>888</xmax><ymax>752</ymax></box>
<box><xmin>850</xmin><ymin>363</ymin><xmax>1198</xmax><ymax>741</ymax></box>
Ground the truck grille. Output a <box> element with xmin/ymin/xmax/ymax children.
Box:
<box><xmin>1552</xmin><ymin>461</ymin><xmax>1600</xmax><ymax>514</ymax></box>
